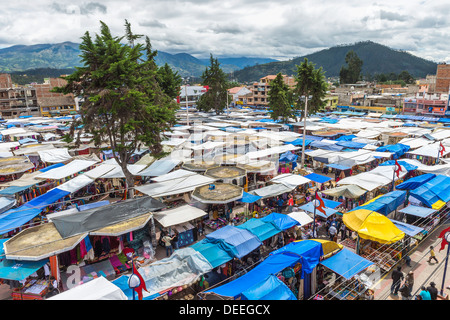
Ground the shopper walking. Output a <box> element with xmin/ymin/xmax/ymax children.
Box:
<box><xmin>427</xmin><ymin>246</ymin><xmax>439</xmax><ymax>264</ymax></box>
<box><xmin>328</xmin><ymin>224</ymin><xmax>337</xmax><ymax>241</ymax></box>
<box><xmin>390</xmin><ymin>266</ymin><xmax>404</xmax><ymax>296</ymax></box>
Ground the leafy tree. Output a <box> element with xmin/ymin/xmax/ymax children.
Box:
<box><xmin>268</xmin><ymin>73</ymin><xmax>293</xmax><ymax>123</ymax></box>
<box><xmin>293</xmin><ymin>58</ymin><xmax>328</xmax><ymax>167</ymax></box>
<box><xmin>339</xmin><ymin>50</ymin><xmax>363</xmax><ymax>84</ymax></box>
<box><xmin>398</xmin><ymin>70</ymin><xmax>415</xmax><ymax>84</ymax></box>
<box><xmin>54</xmin><ymin>21</ymin><xmax>178</xmax><ymax>197</ymax></box>
<box><xmin>157</xmin><ymin>63</ymin><xmax>182</xmax><ymax>100</ymax></box>
<box><xmin>197</xmin><ymin>54</ymin><xmax>229</xmax><ymax>114</ymax></box>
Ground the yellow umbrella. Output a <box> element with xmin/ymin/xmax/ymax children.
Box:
<box><xmin>343</xmin><ymin>209</ymin><xmax>405</xmax><ymax>244</ymax></box>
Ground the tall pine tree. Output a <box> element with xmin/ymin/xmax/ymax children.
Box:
<box><xmin>268</xmin><ymin>73</ymin><xmax>293</xmax><ymax>123</ymax></box>
<box><xmin>54</xmin><ymin>21</ymin><xmax>178</xmax><ymax>197</ymax></box>
<box><xmin>197</xmin><ymin>54</ymin><xmax>229</xmax><ymax>114</ymax></box>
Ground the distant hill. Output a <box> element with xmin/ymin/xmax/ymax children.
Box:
<box><xmin>233</xmin><ymin>41</ymin><xmax>438</xmax><ymax>82</ymax></box>
<box><xmin>0</xmin><ymin>41</ymin><xmax>277</xmax><ymax>78</ymax></box>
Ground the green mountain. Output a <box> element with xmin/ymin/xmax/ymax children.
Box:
<box><xmin>0</xmin><ymin>41</ymin><xmax>277</xmax><ymax>79</ymax></box>
<box><xmin>233</xmin><ymin>41</ymin><xmax>438</xmax><ymax>82</ymax></box>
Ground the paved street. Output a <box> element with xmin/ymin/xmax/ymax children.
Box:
<box><xmin>374</xmin><ymin>222</ymin><xmax>450</xmax><ymax>300</ymax></box>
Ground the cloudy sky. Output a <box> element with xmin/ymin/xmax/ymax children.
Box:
<box><xmin>1</xmin><ymin>0</ymin><xmax>449</xmax><ymax>62</ymax></box>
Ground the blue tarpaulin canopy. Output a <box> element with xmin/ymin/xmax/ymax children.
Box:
<box><xmin>336</xmin><ymin>135</ymin><xmax>356</xmax><ymax>142</ymax></box>
<box><xmin>398</xmin><ymin>205</ymin><xmax>437</xmax><ymax>218</ymax></box>
<box><xmin>205</xmin><ymin>225</ymin><xmax>262</xmax><ymax>259</ymax></box>
<box><xmin>320</xmin><ymin>248</ymin><xmax>373</xmax><ymax>280</ymax></box>
<box><xmin>0</xmin><ymin>185</ymin><xmax>34</xmax><ymax>196</ymax></box>
<box><xmin>238</xmin><ymin>192</ymin><xmax>262</xmax><ymax>203</ymax></box>
<box><xmin>0</xmin><ymin>258</ymin><xmax>48</xmax><ymax>281</ymax></box>
<box><xmin>379</xmin><ymin>160</ymin><xmax>418</xmax><ymax>171</ymax></box>
<box><xmin>410</xmin><ymin>175</ymin><xmax>450</xmax><ymax>208</ymax></box>
<box><xmin>18</xmin><ymin>138</ymin><xmax>38</xmax><ymax>145</ymax></box>
<box><xmin>77</xmin><ymin>200</ymin><xmax>110</xmax><ymax>211</ymax></box>
<box><xmin>326</xmin><ymin>163</ymin><xmax>351</xmax><ymax>170</ymax></box>
<box><xmin>285</xmin><ymin>139</ymin><xmax>313</xmax><ymax>147</ymax></box>
<box><xmin>279</xmin><ymin>151</ymin><xmax>298</xmax><ymax>163</ymax></box>
<box><xmin>356</xmin><ymin>190</ymin><xmax>406</xmax><ymax>216</ymax></box>
<box><xmin>39</xmin><ymin>163</ymin><xmax>65</xmax><ymax>172</ymax></box>
<box><xmin>237</xmin><ymin>218</ymin><xmax>281</xmax><ymax>241</ymax></box>
<box><xmin>240</xmin><ymin>274</ymin><xmax>297</xmax><ymax>300</ymax></box>
<box><xmin>310</xmin><ymin>141</ymin><xmax>344</xmax><ymax>151</ymax></box>
<box><xmin>396</xmin><ymin>173</ymin><xmax>436</xmax><ymax>190</ymax></box>
<box><xmin>206</xmin><ymin>240</ymin><xmax>323</xmax><ymax>298</ymax></box>
<box><xmin>304</xmin><ymin>173</ymin><xmax>332</xmax><ymax>184</ymax></box>
<box><xmin>376</xmin><ymin>144</ymin><xmax>410</xmax><ymax>159</ymax></box>
<box><xmin>336</xmin><ymin>141</ymin><xmax>367</xmax><ymax>149</ymax></box>
<box><xmin>261</xmin><ymin>212</ymin><xmax>299</xmax><ymax>230</ymax></box>
<box><xmin>191</xmin><ymin>239</ymin><xmax>234</xmax><ymax>268</ymax></box>
<box><xmin>0</xmin><ymin>188</ymin><xmax>70</xmax><ymax>234</ymax></box>
<box><xmin>390</xmin><ymin>220</ymin><xmax>424</xmax><ymax>237</ymax></box>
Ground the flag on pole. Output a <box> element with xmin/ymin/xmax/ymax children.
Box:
<box><xmin>439</xmin><ymin>142</ymin><xmax>446</xmax><ymax>157</ymax></box>
<box><xmin>132</xmin><ymin>261</ymin><xmax>148</xmax><ymax>300</ymax></box>
<box><xmin>438</xmin><ymin>226</ymin><xmax>450</xmax><ymax>252</ymax></box>
<box><xmin>394</xmin><ymin>159</ymin><xmax>403</xmax><ymax>178</ymax></box>
<box><xmin>315</xmin><ymin>191</ymin><xmax>326</xmax><ymax>215</ymax></box>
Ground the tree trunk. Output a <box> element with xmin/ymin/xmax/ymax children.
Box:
<box><xmin>121</xmin><ymin>163</ymin><xmax>135</xmax><ymax>199</ymax></box>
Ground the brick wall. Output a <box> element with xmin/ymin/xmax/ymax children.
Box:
<box><xmin>435</xmin><ymin>64</ymin><xmax>450</xmax><ymax>93</ymax></box>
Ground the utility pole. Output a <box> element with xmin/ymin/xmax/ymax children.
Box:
<box><xmin>301</xmin><ymin>95</ymin><xmax>309</xmax><ymax>168</ymax></box>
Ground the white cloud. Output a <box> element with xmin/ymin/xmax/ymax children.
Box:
<box><xmin>0</xmin><ymin>0</ymin><xmax>448</xmax><ymax>63</ymax></box>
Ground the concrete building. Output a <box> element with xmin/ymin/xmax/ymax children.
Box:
<box><xmin>0</xmin><ymin>74</ymin><xmax>40</xmax><ymax>118</ymax></box>
<box><xmin>227</xmin><ymin>86</ymin><xmax>252</xmax><ymax>106</ymax></box>
<box><xmin>248</xmin><ymin>74</ymin><xmax>296</xmax><ymax>107</ymax></box>
<box><xmin>403</xmin><ymin>92</ymin><xmax>448</xmax><ymax>116</ymax></box>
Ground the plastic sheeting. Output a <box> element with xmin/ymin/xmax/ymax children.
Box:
<box><xmin>251</xmin><ymin>183</ymin><xmax>294</xmax><ymax>199</ymax></box>
<box><xmin>396</xmin><ymin>173</ymin><xmax>436</xmax><ymax>190</ymax></box>
<box><xmin>137</xmin><ymin>248</ymin><xmax>213</xmax><ymax>297</ymax></box>
<box><xmin>299</xmin><ymin>202</ymin><xmax>338</xmax><ymax>219</ymax></box>
<box><xmin>0</xmin><ymin>197</ymin><xmax>16</xmax><ymax>214</ymax></box>
<box><xmin>51</xmin><ymin>196</ymin><xmax>165</xmax><ymax>239</ymax></box>
<box><xmin>56</xmin><ymin>175</ymin><xmax>95</xmax><ymax>193</ymax></box>
<box><xmin>390</xmin><ymin>220</ymin><xmax>424</xmax><ymax>237</ymax></box>
<box><xmin>205</xmin><ymin>225</ymin><xmax>262</xmax><ymax>259</ymax></box>
<box><xmin>320</xmin><ymin>248</ymin><xmax>373</xmax><ymax>280</ymax></box>
<box><xmin>321</xmin><ymin>185</ymin><xmax>367</xmax><ymax>199</ymax></box>
<box><xmin>288</xmin><ymin>211</ymin><xmax>314</xmax><ymax>226</ymax></box>
<box><xmin>379</xmin><ymin>160</ymin><xmax>418</xmax><ymax>172</ymax></box>
<box><xmin>241</xmin><ymin>274</ymin><xmax>297</xmax><ymax>300</ymax></box>
<box><xmin>48</xmin><ymin>276</ymin><xmax>128</xmax><ymax>300</ymax></box>
<box><xmin>270</xmin><ymin>173</ymin><xmax>311</xmax><ymax>188</ymax></box>
<box><xmin>237</xmin><ymin>218</ymin><xmax>281</xmax><ymax>241</ymax></box>
<box><xmin>206</xmin><ymin>240</ymin><xmax>323</xmax><ymax>298</ymax></box>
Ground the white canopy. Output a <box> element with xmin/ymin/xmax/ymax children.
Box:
<box><xmin>251</xmin><ymin>183</ymin><xmax>294</xmax><ymax>198</ymax></box>
<box><xmin>151</xmin><ymin>169</ymin><xmax>197</xmax><ymax>182</ymax></box>
<box><xmin>135</xmin><ymin>174</ymin><xmax>216</xmax><ymax>198</ymax></box>
<box><xmin>83</xmin><ymin>164</ymin><xmax>117</xmax><ymax>179</ymax></box>
<box><xmin>337</xmin><ymin>165</ymin><xmax>407</xmax><ymax>191</ymax></box>
<box><xmin>288</xmin><ymin>211</ymin><xmax>314</xmax><ymax>226</ymax></box>
<box><xmin>137</xmin><ymin>157</ymin><xmax>181</xmax><ymax>177</ymax></box>
<box><xmin>56</xmin><ymin>175</ymin><xmax>95</xmax><ymax>193</ymax></box>
<box><xmin>48</xmin><ymin>276</ymin><xmax>127</xmax><ymax>300</ymax></box>
<box><xmin>37</xmin><ymin>148</ymin><xmax>73</xmax><ymax>163</ymax></box>
<box><xmin>270</xmin><ymin>173</ymin><xmax>311</xmax><ymax>188</ymax></box>
<box><xmin>407</xmin><ymin>141</ymin><xmax>450</xmax><ymax>158</ymax></box>
<box><xmin>153</xmin><ymin>205</ymin><xmax>208</xmax><ymax>228</ymax></box>
<box><xmin>36</xmin><ymin>160</ymin><xmax>98</xmax><ymax>180</ymax></box>
<box><xmin>398</xmin><ymin>137</ymin><xmax>432</xmax><ymax>149</ymax></box>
